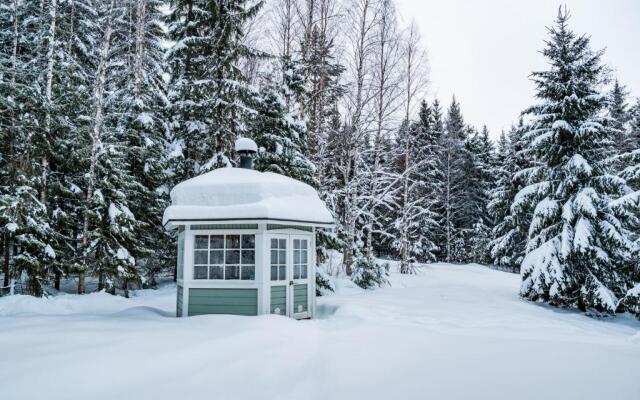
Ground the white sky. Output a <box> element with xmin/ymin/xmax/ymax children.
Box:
<box><xmin>394</xmin><ymin>0</ymin><xmax>640</xmax><ymax>139</ymax></box>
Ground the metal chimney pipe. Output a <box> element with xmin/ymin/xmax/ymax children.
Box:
<box><xmin>235</xmin><ymin>138</ymin><xmax>258</xmax><ymax>170</ymax></box>
<box><xmin>239</xmin><ymin>152</ymin><xmax>254</xmax><ymax>169</ymax></box>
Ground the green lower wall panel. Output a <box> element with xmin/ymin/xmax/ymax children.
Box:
<box><xmin>270</xmin><ymin>286</ymin><xmax>287</xmax><ymax>315</ymax></box>
<box><xmin>177</xmin><ymin>285</ymin><xmax>183</xmax><ymax>317</ymax></box>
<box><xmin>187</xmin><ymin>288</ymin><xmax>258</xmax><ymax>316</ymax></box>
<box><xmin>293</xmin><ymin>284</ymin><xmax>308</xmax><ymax>313</ymax></box>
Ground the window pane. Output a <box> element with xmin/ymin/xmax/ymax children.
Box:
<box><xmin>241</xmin><ymin>265</ymin><xmax>255</xmax><ymax>280</ymax></box>
<box><xmin>226</xmin><ymin>235</ymin><xmax>240</xmax><ymax>249</ymax></box>
<box><xmin>209</xmin><ymin>265</ymin><xmax>223</xmax><ymax>280</ymax></box>
<box><xmin>279</xmin><ymin>250</ymin><xmax>286</xmax><ymax>264</ymax></box>
<box><xmin>210</xmin><ymin>235</ymin><xmax>224</xmax><ymax>249</ymax></box>
<box><xmin>294</xmin><ymin>250</ymin><xmax>300</xmax><ymax>264</ymax></box>
<box><xmin>301</xmin><ymin>240</ymin><xmax>308</xmax><ymax>249</ymax></box>
<box><xmin>210</xmin><ymin>250</ymin><xmax>224</xmax><ymax>264</ymax></box>
<box><xmin>194</xmin><ymin>265</ymin><xmax>208</xmax><ymax>279</ymax></box>
<box><xmin>279</xmin><ymin>239</ymin><xmax>286</xmax><ymax>249</ymax></box>
<box><xmin>271</xmin><ymin>238</ymin><xmax>278</xmax><ymax>248</ymax></box>
<box><xmin>241</xmin><ymin>250</ymin><xmax>255</xmax><ymax>265</ymax></box>
<box><xmin>301</xmin><ymin>250</ymin><xmax>308</xmax><ymax>264</ymax></box>
<box><xmin>293</xmin><ymin>239</ymin><xmax>300</xmax><ymax>250</ymax></box>
<box><xmin>226</xmin><ymin>250</ymin><xmax>240</xmax><ymax>264</ymax></box>
<box><xmin>293</xmin><ymin>265</ymin><xmax>299</xmax><ymax>279</ymax></box>
<box><xmin>301</xmin><ymin>266</ymin><xmax>308</xmax><ymax>279</ymax></box>
<box><xmin>194</xmin><ymin>250</ymin><xmax>208</xmax><ymax>265</ymax></box>
<box><xmin>225</xmin><ymin>265</ymin><xmax>239</xmax><ymax>280</ymax></box>
<box><xmin>270</xmin><ymin>250</ymin><xmax>278</xmax><ymax>264</ymax></box>
<box><xmin>279</xmin><ymin>265</ymin><xmax>286</xmax><ymax>280</ymax></box>
<box><xmin>195</xmin><ymin>235</ymin><xmax>209</xmax><ymax>249</ymax></box>
<box><xmin>242</xmin><ymin>235</ymin><xmax>255</xmax><ymax>249</ymax></box>
<box><xmin>271</xmin><ymin>265</ymin><xmax>278</xmax><ymax>280</ymax></box>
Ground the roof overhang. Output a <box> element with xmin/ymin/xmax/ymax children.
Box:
<box><xmin>164</xmin><ymin>217</ymin><xmax>335</xmax><ymax>231</ymax></box>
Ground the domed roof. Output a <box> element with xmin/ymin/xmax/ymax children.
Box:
<box><xmin>163</xmin><ymin>168</ymin><xmax>334</xmax><ymax>227</ymax></box>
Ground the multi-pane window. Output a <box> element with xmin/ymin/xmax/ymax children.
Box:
<box><xmin>270</xmin><ymin>238</ymin><xmax>287</xmax><ymax>281</ymax></box>
<box><xmin>293</xmin><ymin>239</ymin><xmax>308</xmax><ymax>279</ymax></box>
<box><xmin>193</xmin><ymin>234</ymin><xmax>255</xmax><ymax>280</ymax></box>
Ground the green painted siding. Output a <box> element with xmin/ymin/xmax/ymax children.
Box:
<box><xmin>293</xmin><ymin>284</ymin><xmax>308</xmax><ymax>313</ymax></box>
<box><xmin>191</xmin><ymin>224</ymin><xmax>258</xmax><ymax>230</ymax></box>
<box><xmin>177</xmin><ymin>285</ymin><xmax>183</xmax><ymax>317</ymax></box>
<box><xmin>270</xmin><ymin>286</ymin><xmax>287</xmax><ymax>315</ymax></box>
<box><xmin>267</xmin><ymin>224</ymin><xmax>313</xmax><ymax>232</ymax></box>
<box><xmin>187</xmin><ymin>288</ymin><xmax>258</xmax><ymax>316</ymax></box>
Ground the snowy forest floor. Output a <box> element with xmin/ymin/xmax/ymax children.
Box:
<box><xmin>1</xmin><ymin>263</ymin><xmax>639</xmax><ymax>400</ymax></box>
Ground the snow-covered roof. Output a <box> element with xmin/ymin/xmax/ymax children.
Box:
<box><xmin>163</xmin><ymin>167</ymin><xmax>334</xmax><ymax>228</ymax></box>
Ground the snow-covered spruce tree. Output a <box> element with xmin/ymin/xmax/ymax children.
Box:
<box><xmin>351</xmin><ymin>252</ymin><xmax>390</xmax><ymax>289</ymax></box>
<box><xmin>487</xmin><ymin>120</ymin><xmax>531</xmax><ymax>271</ymax></box>
<box><xmin>253</xmin><ymin>67</ymin><xmax>317</xmax><ymax>187</ymax></box>
<box><xmin>437</xmin><ymin>96</ymin><xmax>474</xmax><ymax>262</ymax></box>
<box><xmin>618</xmin><ymin>100</ymin><xmax>640</xmax><ymax>317</ymax></box>
<box><xmin>388</xmin><ymin>110</ymin><xmax>440</xmax><ymax>273</ymax></box>
<box><xmin>608</xmin><ymin>80</ymin><xmax>631</xmax><ymax>150</ymax></box>
<box><xmin>464</xmin><ymin>126</ymin><xmax>496</xmax><ymax>263</ymax></box>
<box><xmin>166</xmin><ymin>0</ymin><xmax>263</xmax><ymax>181</ymax></box>
<box><xmin>517</xmin><ymin>9</ymin><xmax>636</xmax><ymax>314</ymax></box>
<box><xmin>415</xmin><ymin>100</ymin><xmax>444</xmax><ymax>259</ymax></box>
<box><xmin>115</xmin><ymin>0</ymin><xmax>173</xmax><ymax>285</ymax></box>
<box><xmin>77</xmin><ymin>0</ymin><xmax>146</xmax><ymax>295</ymax></box>
<box><xmin>0</xmin><ymin>0</ymin><xmax>59</xmax><ymax>295</ymax></box>
<box><xmin>44</xmin><ymin>0</ymin><xmax>100</xmax><ymax>290</ymax></box>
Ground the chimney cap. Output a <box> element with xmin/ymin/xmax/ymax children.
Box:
<box><xmin>235</xmin><ymin>137</ymin><xmax>258</xmax><ymax>153</ymax></box>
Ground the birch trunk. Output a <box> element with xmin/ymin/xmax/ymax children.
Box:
<box><xmin>42</xmin><ymin>0</ymin><xmax>58</xmax><ymax>205</ymax></box>
<box><xmin>79</xmin><ymin>0</ymin><xmax>116</xmax><ymax>294</ymax></box>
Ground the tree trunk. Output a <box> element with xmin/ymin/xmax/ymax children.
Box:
<box><xmin>79</xmin><ymin>0</ymin><xmax>116</xmax><ymax>294</ymax></box>
<box><xmin>2</xmin><ymin>234</ymin><xmax>9</xmax><ymax>287</ymax></box>
<box><xmin>97</xmin><ymin>272</ymin><xmax>104</xmax><ymax>291</ymax></box>
<box><xmin>54</xmin><ymin>271</ymin><xmax>61</xmax><ymax>291</ymax></box>
<box><xmin>78</xmin><ymin>271</ymin><xmax>85</xmax><ymax>294</ymax></box>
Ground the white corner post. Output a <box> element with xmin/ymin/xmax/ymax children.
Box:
<box><xmin>182</xmin><ymin>225</ymin><xmax>193</xmax><ymax>317</ymax></box>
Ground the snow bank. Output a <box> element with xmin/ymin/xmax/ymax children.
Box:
<box><xmin>163</xmin><ymin>167</ymin><xmax>333</xmax><ymax>226</ymax></box>
<box><xmin>0</xmin><ymin>284</ymin><xmax>176</xmax><ymax>316</ymax></box>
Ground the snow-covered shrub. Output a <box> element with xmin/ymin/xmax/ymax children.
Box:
<box><xmin>351</xmin><ymin>256</ymin><xmax>389</xmax><ymax>289</ymax></box>
<box><xmin>623</xmin><ymin>284</ymin><xmax>640</xmax><ymax>318</ymax></box>
<box><xmin>315</xmin><ymin>270</ymin><xmax>334</xmax><ymax>296</ymax></box>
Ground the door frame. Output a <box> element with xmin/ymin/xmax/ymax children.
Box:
<box><xmin>289</xmin><ymin>235</ymin><xmax>311</xmax><ymax>319</ymax></box>
<box><xmin>267</xmin><ymin>233</ymin><xmax>289</xmax><ymax>316</ymax></box>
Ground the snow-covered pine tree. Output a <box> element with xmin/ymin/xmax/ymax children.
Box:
<box><xmin>0</xmin><ymin>0</ymin><xmax>58</xmax><ymax>295</ymax></box>
<box><xmin>45</xmin><ymin>0</ymin><xmax>100</xmax><ymax>290</ymax></box>
<box><xmin>517</xmin><ymin>8</ymin><xmax>636</xmax><ymax>314</ymax></box>
<box><xmin>390</xmin><ymin>119</ymin><xmax>439</xmax><ymax>273</ymax></box>
<box><xmin>77</xmin><ymin>0</ymin><xmax>146</xmax><ymax>294</ymax></box>
<box><xmin>253</xmin><ymin>65</ymin><xmax>316</xmax><ymax>187</ymax></box>
<box><xmin>465</xmin><ymin>125</ymin><xmax>496</xmax><ymax>263</ymax></box>
<box><xmin>166</xmin><ymin>0</ymin><xmax>264</xmax><ymax>181</ymax></box>
<box><xmin>115</xmin><ymin>0</ymin><xmax>172</xmax><ymax>285</ymax></box>
<box><xmin>414</xmin><ymin>99</ymin><xmax>444</xmax><ymax>261</ymax></box>
<box><xmin>438</xmin><ymin>96</ymin><xmax>471</xmax><ymax>262</ymax></box>
<box><xmin>487</xmin><ymin>120</ymin><xmax>531</xmax><ymax>271</ymax></box>
<box><xmin>608</xmin><ymin>80</ymin><xmax>631</xmax><ymax>152</ymax></box>
<box><xmin>298</xmin><ymin>2</ymin><xmax>344</xmax><ymax>177</ymax></box>
<box><xmin>618</xmin><ymin>99</ymin><xmax>640</xmax><ymax>318</ymax></box>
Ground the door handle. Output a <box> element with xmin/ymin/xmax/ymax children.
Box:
<box><xmin>289</xmin><ymin>280</ymin><xmax>294</xmax><ymax>286</ymax></box>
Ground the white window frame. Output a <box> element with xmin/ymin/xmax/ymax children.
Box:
<box><xmin>192</xmin><ymin>233</ymin><xmax>256</xmax><ymax>281</ymax></box>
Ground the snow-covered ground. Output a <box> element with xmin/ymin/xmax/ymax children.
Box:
<box><xmin>1</xmin><ymin>263</ymin><xmax>638</xmax><ymax>400</ymax></box>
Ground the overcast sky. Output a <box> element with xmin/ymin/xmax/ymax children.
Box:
<box><xmin>394</xmin><ymin>0</ymin><xmax>640</xmax><ymax>139</ymax></box>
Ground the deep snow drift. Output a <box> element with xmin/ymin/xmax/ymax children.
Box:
<box><xmin>1</xmin><ymin>263</ymin><xmax>638</xmax><ymax>400</ymax></box>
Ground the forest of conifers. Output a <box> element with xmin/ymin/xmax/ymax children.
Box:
<box><xmin>0</xmin><ymin>1</ymin><xmax>638</xmax><ymax>317</ymax></box>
